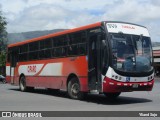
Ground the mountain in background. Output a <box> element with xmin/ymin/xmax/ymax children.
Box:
<box><xmin>7</xmin><ymin>29</ymin><xmax>67</xmax><ymax>44</ymax></box>
<box><xmin>7</xmin><ymin>29</ymin><xmax>160</xmax><ymax>47</ymax></box>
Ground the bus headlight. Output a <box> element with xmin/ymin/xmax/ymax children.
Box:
<box><xmin>112</xmin><ymin>74</ymin><xmax>122</xmax><ymax>81</ymax></box>
<box><xmin>148</xmin><ymin>75</ymin><xmax>153</xmax><ymax>81</ymax></box>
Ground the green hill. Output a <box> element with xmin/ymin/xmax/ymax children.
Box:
<box><xmin>7</xmin><ymin>29</ymin><xmax>67</xmax><ymax>44</ymax></box>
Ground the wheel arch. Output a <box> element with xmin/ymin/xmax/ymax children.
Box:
<box><xmin>66</xmin><ymin>73</ymin><xmax>80</xmax><ymax>87</ymax></box>
<box><xmin>66</xmin><ymin>73</ymin><xmax>85</xmax><ymax>99</ymax></box>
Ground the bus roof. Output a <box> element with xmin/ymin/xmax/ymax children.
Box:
<box><xmin>8</xmin><ymin>22</ymin><xmax>102</xmax><ymax>48</ymax></box>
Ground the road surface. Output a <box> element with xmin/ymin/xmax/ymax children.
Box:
<box><xmin>0</xmin><ymin>77</ymin><xmax>160</xmax><ymax>119</ymax></box>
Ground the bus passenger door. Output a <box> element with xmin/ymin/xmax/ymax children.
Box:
<box><xmin>10</xmin><ymin>48</ymin><xmax>18</xmax><ymax>84</ymax></box>
<box><xmin>88</xmin><ymin>33</ymin><xmax>102</xmax><ymax>92</ymax></box>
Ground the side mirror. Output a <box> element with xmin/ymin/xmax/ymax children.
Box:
<box><xmin>102</xmin><ymin>40</ymin><xmax>107</xmax><ymax>48</ymax></box>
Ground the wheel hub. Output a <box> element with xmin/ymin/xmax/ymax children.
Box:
<box><xmin>71</xmin><ymin>83</ymin><xmax>79</xmax><ymax>94</ymax></box>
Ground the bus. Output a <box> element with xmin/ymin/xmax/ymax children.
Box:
<box><xmin>6</xmin><ymin>21</ymin><xmax>154</xmax><ymax>99</ymax></box>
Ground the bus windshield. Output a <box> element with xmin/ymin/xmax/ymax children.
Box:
<box><xmin>110</xmin><ymin>33</ymin><xmax>153</xmax><ymax>73</ymax></box>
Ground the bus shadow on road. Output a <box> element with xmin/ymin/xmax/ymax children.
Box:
<box><xmin>9</xmin><ymin>88</ymin><xmax>152</xmax><ymax>105</ymax></box>
<box><xmin>82</xmin><ymin>94</ymin><xmax>152</xmax><ymax>105</ymax></box>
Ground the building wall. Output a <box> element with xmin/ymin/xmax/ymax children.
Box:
<box><xmin>153</xmin><ymin>46</ymin><xmax>160</xmax><ymax>76</ymax></box>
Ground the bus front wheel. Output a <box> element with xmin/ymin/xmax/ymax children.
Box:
<box><xmin>104</xmin><ymin>92</ymin><xmax>121</xmax><ymax>99</ymax></box>
<box><xmin>67</xmin><ymin>77</ymin><xmax>84</xmax><ymax>100</ymax></box>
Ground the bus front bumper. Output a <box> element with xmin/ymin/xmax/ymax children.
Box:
<box><xmin>103</xmin><ymin>77</ymin><xmax>154</xmax><ymax>93</ymax></box>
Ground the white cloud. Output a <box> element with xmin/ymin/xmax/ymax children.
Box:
<box><xmin>5</xmin><ymin>2</ymin><xmax>101</xmax><ymax>32</ymax></box>
<box><xmin>1</xmin><ymin>0</ymin><xmax>27</xmax><ymax>13</ymax></box>
<box><xmin>102</xmin><ymin>0</ymin><xmax>160</xmax><ymax>22</ymax></box>
<box><xmin>1</xmin><ymin>0</ymin><xmax>160</xmax><ymax>41</ymax></box>
<box><xmin>151</xmin><ymin>0</ymin><xmax>160</xmax><ymax>6</ymax></box>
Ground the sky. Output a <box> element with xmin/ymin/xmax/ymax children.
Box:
<box><xmin>0</xmin><ymin>0</ymin><xmax>160</xmax><ymax>42</ymax></box>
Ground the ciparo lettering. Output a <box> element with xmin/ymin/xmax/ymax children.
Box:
<box><xmin>27</xmin><ymin>65</ymin><xmax>36</xmax><ymax>73</ymax></box>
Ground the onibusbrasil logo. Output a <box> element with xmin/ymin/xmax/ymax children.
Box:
<box><xmin>1</xmin><ymin>112</ymin><xmax>42</xmax><ymax>118</ymax></box>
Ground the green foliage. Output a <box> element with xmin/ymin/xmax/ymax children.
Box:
<box><xmin>0</xmin><ymin>51</ymin><xmax>6</xmax><ymax>67</ymax></box>
<box><xmin>0</xmin><ymin>11</ymin><xmax>7</xmax><ymax>32</ymax></box>
<box><xmin>0</xmin><ymin>10</ymin><xmax>7</xmax><ymax>74</ymax></box>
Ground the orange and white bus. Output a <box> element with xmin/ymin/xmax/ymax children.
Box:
<box><xmin>6</xmin><ymin>21</ymin><xmax>154</xmax><ymax>99</ymax></box>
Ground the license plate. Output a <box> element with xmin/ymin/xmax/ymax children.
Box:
<box><xmin>132</xmin><ymin>84</ymin><xmax>138</xmax><ymax>88</ymax></box>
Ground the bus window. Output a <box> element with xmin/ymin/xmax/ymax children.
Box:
<box><xmin>40</xmin><ymin>40</ymin><xmax>45</xmax><ymax>50</ymax></box>
<box><xmin>19</xmin><ymin>53</ymin><xmax>28</xmax><ymax>61</ymax></box>
<box><xmin>44</xmin><ymin>49</ymin><xmax>52</xmax><ymax>58</ymax></box>
<box><xmin>68</xmin><ymin>45</ymin><xmax>78</xmax><ymax>56</ymax></box>
<box><xmin>52</xmin><ymin>49</ymin><xmax>55</xmax><ymax>57</ymax></box>
<box><xmin>53</xmin><ymin>38</ymin><xmax>58</xmax><ymax>47</ymax></box>
<box><xmin>55</xmin><ymin>48</ymin><xmax>61</xmax><ymax>57</ymax></box>
<box><xmin>29</xmin><ymin>42</ymin><xmax>39</xmax><ymax>51</ymax></box>
<box><xmin>81</xmin><ymin>32</ymin><xmax>87</xmax><ymax>43</ymax></box>
<box><xmin>69</xmin><ymin>31</ymin><xmax>86</xmax><ymax>44</ymax></box>
<box><xmin>20</xmin><ymin>44</ymin><xmax>28</xmax><ymax>53</ymax></box>
<box><xmin>59</xmin><ymin>36</ymin><xmax>67</xmax><ymax>46</ymax></box>
<box><xmin>62</xmin><ymin>47</ymin><xmax>67</xmax><ymax>56</ymax></box>
<box><xmin>29</xmin><ymin>51</ymin><xmax>39</xmax><ymax>60</ymax></box>
<box><xmin>11</xmin><ymin>47</ymin><xmax>19</xmax><ymax>67</ymax></box>
<box><xmin>39</xmin><ymin>50</ymin><xmax>45</xmax><ymax>59</ymax></box>
<box><xmin>78</xmin><ymin>43</ymin><xmax>86</xmax><ymax>55</ymax></box>
<box><xmin>53</xmin><ymin>36</ymin><xmax>67</xmax><ymax>47</ymax></box>
<box><xmin>45</xmin><ymin>38</ymin><xmax>52</xmax><ymax>48</ymax></box>
<box><xmin>7</xmin><ymin>48</ymin><xmax>11</xmax><ymax>63</ymax></box>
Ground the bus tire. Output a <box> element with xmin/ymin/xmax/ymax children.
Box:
<box><xmin>19</xmin><ymin>76</ymin><xmax>27</xmax><ymax>92</ymax></box>
<box><xmin>19</xmin><ymin>76</ymin><xmax>34</xmax><ymax>92</ymax></box>
<box><xmin>104</xmin><ymin>92</ymin><xmax>121</xmax><ymax>99</ymax></box>
<box><xmin>67</xmin><ymin>77</ymin><xmax>84</xmax><ymax>100</ymax></box>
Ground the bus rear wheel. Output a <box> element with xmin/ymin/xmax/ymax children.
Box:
<box><xmin>19</xmin><ymin>76</ymin><xmax>34</xmax><ymax>92</ymax></box>
<box><xmin>104</xmin><ymin>92</ymin><xmax>121</xmax><ymax>99</ymax></box>
<box><xmin>67</xmin><ymin>77</ymin><xmax>84</xmax><ymax>100</ymax></box>
<box><xmin>19</xmin><ymin>76</ymin><xmax>27</xmax><ymax>92</ymax></box>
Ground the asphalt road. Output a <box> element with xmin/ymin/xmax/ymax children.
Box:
<box><xmin>0</xmin><ymin>78</ymin><xmax>160</xmax><ymax>120</ymax></box>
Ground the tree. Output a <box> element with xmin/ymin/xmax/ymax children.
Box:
<box><xmin>0</xmin><ymin>11</ymin><xmax>7</xmax><ymax>33</ymax></box>
<box><xmin>0</xmin><ymin>10</ymin><xmax>7</xmax><ymax>75</ymax></box>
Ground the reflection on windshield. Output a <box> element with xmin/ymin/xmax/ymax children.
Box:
<box><xmin>110</xmin><ymin>33</ymin><xmax>152</xmax><ymax>72</ymax></box>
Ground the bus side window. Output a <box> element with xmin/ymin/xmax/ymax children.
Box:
<box><xmin>29</xmin><ymin>51</ymin><xmax>38</xmax><ymax>60</ymax></box>
<box><xmin>39</xmin><ymin>50</ymin><xmax>45</xmax><ymax>59</ymax></box>
<box><xmin>40</xmin><ymin>40</ymin><xmax>45</xmax><ymax>49</ymax></box>
<box><xmin>45</xmin><ymin>38</ymin><xmax>52</xmax><ymax>48</ymax></box>
<box><xmin>68</xmin><ymin>46</ymin><xmax>72</xmax><ymax>55</ymax></box>
<box><xmin>29</xmin><ymin>41</ymin><xmax>39</xmax><ymax>51</ymax></box>
<box><xmin>10</xmin><ymin>47</ymin><xmax>19</xmax><ymax>67</ymax></box>
<box><xmin>79</xmin><ymin>43</ymin><xmax>86</xmax><ymax>55</ymax></box>
<box><xmin>60</xmin><ymin>36</ymin><xmax>67</xmax><ymax>46</ymax></box>
<box><xmin>20</xmin><ymin>44</ymin><xmax>28</xmax><ymax>53</ymax></box>
<box><xmin>45</xmin><ymin>49</ymin><xmax>52</xmax><ymax>58</ymax></box>
<box><xmin>63</xmin><ymin>36</ymin><xmax>68</xmax><ymax>46</ymax></box>
<box><xmin>55</xmin><ymin>48</ymin><xmax>61</xmax><ymax>57</ymax></box>
<box><xmin>68</xmin><ymin>45</ymin><xmax>78</xmax><ymax>56</ymax></box>
<box><xmin>19</xmin><ymin>53</ymin><xmax>28</xmax><ymax>61</ymax></box>
<box><xmin>70</xmin><ymin>31</ymin><xmax>86</xmax><ymax>44</ymax></box>
<box><xmin>67</xmin><ymin>31</ymin><xmax>86</xmax><ymax>56</ymax></box>
<box><xmin>52</xmin><ymin>49</ymin><xmax>55</xmax><ymax>58</ymax></box>
<box><xmin>7</xmin><ymin>52</ymin><xmax>10</xmax><ymax>63</ymax></box>
<box><xmin>62</xmin><ymin>47</ymin><xmax>67</xmax><ymax>56</ymax></box>
<box><xmin>7</xmin><ymin>48</ymin><xmax>11</xmax><ymax>63</ymax></box>
<box><xmin>81</xmin><ymin>32</ymin><xmax>87</xmax><ymax>43</ymax></box>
